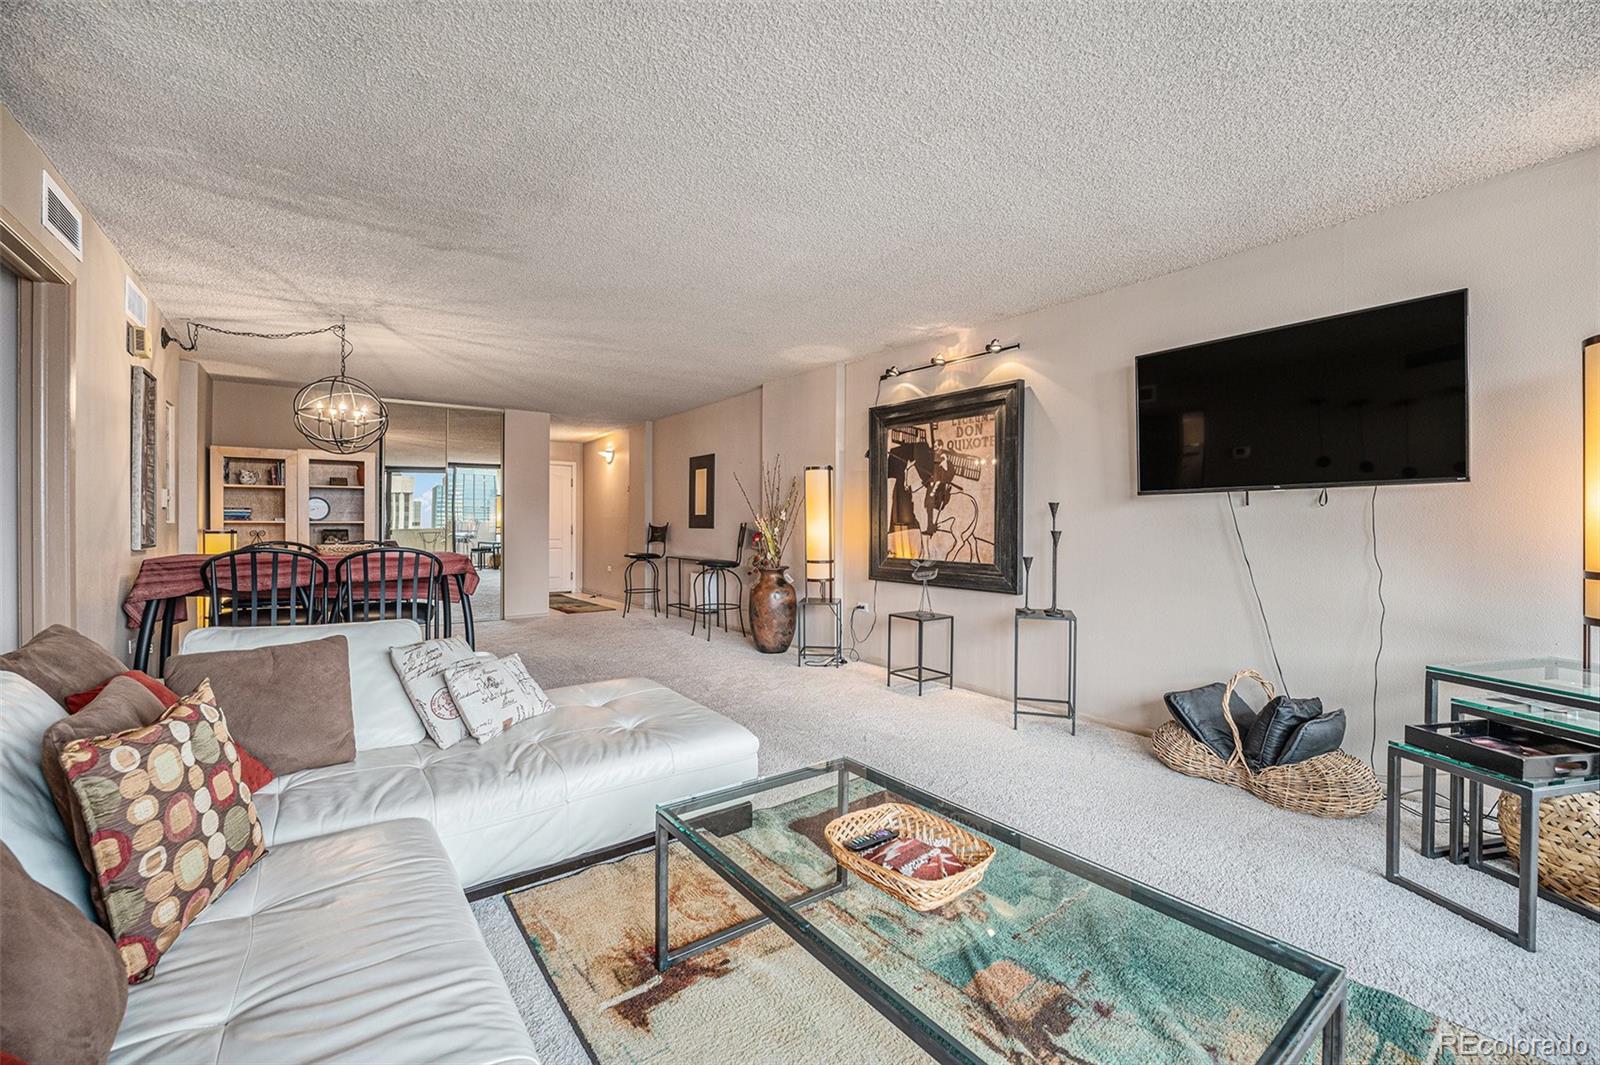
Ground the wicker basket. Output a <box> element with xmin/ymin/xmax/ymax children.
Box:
<box><xmin>824</xmin><ymin>803</ymin><xmax>994</xmax><ymax>912</ymax></box>
<box><xmin>1496</xmin><ymin>793</ymin><xmax>1600</xmax><ymax>912</ymax></box>
<box><xmin>1151</xmin><ymin>669</ymin><xmax>1383</xmax><ymax>819</ymax></box>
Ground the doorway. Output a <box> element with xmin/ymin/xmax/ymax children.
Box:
<box><xmin>1</xmin><ymin>264</ymin><xmax>17</xmax><ymax>651</ymax></box>
<box><xmin>549</xmin><ymin>460</ymin><xmax>576</xmax><ymax>593</ymax></box>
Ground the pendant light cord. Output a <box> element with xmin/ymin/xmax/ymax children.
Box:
<box><xmin>162</xmin><ymin>319</ymin><xmax>348</xmax><ymax>359</ymax></box>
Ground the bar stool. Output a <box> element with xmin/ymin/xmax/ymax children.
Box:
<box><xmin>689</xmin><ymin>523</ymin><xmax>750</xmax><ymax>641</ymax></box>
<box><xmin>623</xmin><ymin>523</ymin><xmax>669</xmax><ymax>617</ymax></box>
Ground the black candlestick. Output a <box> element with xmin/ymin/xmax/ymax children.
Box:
<box><xmin>1047</xmin><ymin>502</ymin><xmax>1063</xmax><ymax>615</ymax></box>
<box><xmin>1021</xmin><ymin>555</ymin><xmax>1034</xmax><ymax>610</ymax></box>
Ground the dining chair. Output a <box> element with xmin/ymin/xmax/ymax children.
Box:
<box><xmin>333</xmin><ymin>547</ymin><xmax>444</xmax><ymax>635</ymax></box>
<box><xmin>200</xmin><ymin>545</ymin><xmax>331</xmax><ymax>627</ymax></box>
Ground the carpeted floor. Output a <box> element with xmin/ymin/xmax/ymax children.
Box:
<box><xmin>470</xmin><ymin>609</ymin><xmax>1600</xmax><ymax>1065</ymax></box>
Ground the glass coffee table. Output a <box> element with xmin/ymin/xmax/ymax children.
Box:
<box><xmin>656</xmin><ymin>758</ymin><xmax>1345</xmax><ymax>1063</ymax></box>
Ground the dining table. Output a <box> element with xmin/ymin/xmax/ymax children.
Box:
<box><xmin>121</xmin><ymin>551</ymin><xmax>481</xmax><ymax>673</ymax></box>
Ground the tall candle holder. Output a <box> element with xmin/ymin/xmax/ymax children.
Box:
<box><xmin>1021</xmin><ymin>555</ymin><xmax>1034</xmax><ymax>610</ymax></box>
<box><xmin>1047</xmin><ymin>501</ymin><xmax>1063</xmax><ymax>616</ymax></box>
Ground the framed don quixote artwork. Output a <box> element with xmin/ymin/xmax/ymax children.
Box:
<box><xmin>869</xmin><ymin>380</ymin><xmax>1023</xmax><ymax>593</ymax></box>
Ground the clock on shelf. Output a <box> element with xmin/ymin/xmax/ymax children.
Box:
<box><xmin>307</xmin><ymin>496</ymin><xmax>331</xmax><ymax>521</ymax></box>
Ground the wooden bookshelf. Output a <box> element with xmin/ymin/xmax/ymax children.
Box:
<box><xmin>296</xmin><ymin>451</ymin><xmax>377</xmax><ymax>548</ymax></box>
<box><xmin>209</xmin><ymin>446</ymin><xmax>300</xmax><ymax>547</ymax></box>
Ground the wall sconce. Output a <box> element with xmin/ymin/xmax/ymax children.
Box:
<box><xmin>600</xmin><ymin>443</ymin><xmax>616</xmax><ymax>464</ymax></box>
<box><xmin>930</xmin><ymin>350</ymin><xmax>947</xmax><ymax>366</ymax></box>
<box><xmin>804</xmin><ymin>465</ymin><xmax>835</xmax><ymax>596</ymax></box>
<box><xmin>1585</xmin><ymin>334</ymin><xmax>1599</xmax><ymax>667</ymax></box>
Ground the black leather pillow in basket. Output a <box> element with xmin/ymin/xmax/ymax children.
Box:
<box><xmin>1163</xmin><ymin>682</ymin><xmax>1258</xmax><ymax>760</ymax></box>
<box><xmin>1243</xmin><ymin>695</ymin><xmax>1324</xmax><ymax>767</ymax></box>
<box><xmin>1278</xmin><ymin>710</ymin><xmax>1347</xmax><ymax>766</ymax></box>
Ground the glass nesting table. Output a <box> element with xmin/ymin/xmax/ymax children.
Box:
<box><xmin>656</xmin><ymin>759</ymin><xmax>1345</xmax><ymax>1063</ymax></box>
<box><xmin>1420</xmin><ymin>658</ymin><xmax>1600</xmax><ymax>858</ymax></box>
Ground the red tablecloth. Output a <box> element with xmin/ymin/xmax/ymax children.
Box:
<box><xmin>122</xmin><ymin>552</ymin><xmax>480</xmax><ymax>628</ymax></box>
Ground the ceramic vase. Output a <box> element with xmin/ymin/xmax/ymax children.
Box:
<box><xmin>749</xmin><ymin>565</ymin><xmax>797</xmax><ymax>653</ymax></box>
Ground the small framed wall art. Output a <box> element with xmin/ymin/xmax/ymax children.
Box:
<box><xmin>689</xmin><ymin>453</ymin><xmax>716</xmax><ymax>528</ymax></box>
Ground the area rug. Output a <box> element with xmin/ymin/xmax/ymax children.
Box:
<box><xmin>550</xmin><ymin>594</ymin><xmax>614</xmax><ymax>614</ymax></box>
<box><xmin>506</xmin><ymin>786</ymin><xmax>1537</xmax><ymax>1064</ymax></box>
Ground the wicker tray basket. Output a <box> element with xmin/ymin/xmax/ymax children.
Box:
<box><xmin>824</xmin><ymin>803</ymin><xmax>995</xmax><ymax>912</ymax></box>
<box><xmin>1151</xmin><ymin>669</ymin><xmax>1383</xmax><ymax>819</ymax></box>
<box><xmin>1497</xmin><ymin>792</ymin><xmax>1600</xmax><ymax>912</ymax></box>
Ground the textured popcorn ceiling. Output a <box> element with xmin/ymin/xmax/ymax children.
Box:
<box><xmin>3</xmin><ymin>2</ymin><xmax>1597</xmax><ymax>439</ymax></box>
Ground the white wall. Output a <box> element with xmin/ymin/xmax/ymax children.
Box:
<box><xmin>841</xmin><ymin>149</ymin><xmax>1598</xmax><ymax>750</ymax></box>
<box><xmin>761</xmin><ymin>363</ymin><xmax>843</xmax><ymax>578</ymax></box>
<box><xmin>503</xmin><ymin>410</ymin><xmax>551</xmax><ymax>617</ymax></box>
<box><xmin>652</xmin><ymin>389</ymin><xmax>762</xmax><ymax>560</ymax></box>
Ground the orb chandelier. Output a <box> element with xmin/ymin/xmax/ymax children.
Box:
<box><xmin>161</xmin><ymin>318</ymin><xmax>388</xmax><ymax>454</ymax></box>
<box><xmin>292</xmin><ymin>325</ymin><xmax>388</xmax><ymax>454</ymax></box>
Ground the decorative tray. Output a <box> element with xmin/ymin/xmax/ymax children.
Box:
<box><xmin>823</xmin><ymin>802</ymin><xmax>994</xmax><ymax>912</ymax></box>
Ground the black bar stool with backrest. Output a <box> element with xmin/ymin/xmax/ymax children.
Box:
<box><xmin>334</xmin><ymin>547</ymin><xmax>444</xmax><ymax>636</ymax></box>
<box><xmin>689</xmin><ymin>523</ymin><xmax>750</xmax><ymax>641</ymax></box>
<box><xmin>201</xmin><ymin>545</ymin><xmax>330</xmax><ymax>628</ymax></box>
<box><xmin>622</xmin><ymin>523</ymin><xmax>669</xmax><ymax>617</ymax></box>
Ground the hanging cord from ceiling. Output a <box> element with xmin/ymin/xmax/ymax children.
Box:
<box><xmin>161</xmin><ymin>319</ymin><xmax>349</xmax><ymax>358</ymax></box>
<box><xmin>1368</xmin><ymin>485</ymin><xmax>1388</xmax><ymax>769</ymax></box>
<box><xmin>1227</xmin><ymin>491</ymin><xmax>1288</xmax><ymax>694</ymax></box>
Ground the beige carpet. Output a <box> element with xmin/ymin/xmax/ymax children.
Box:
<box><xmin>469</xmin><ymin>609</ymin><xmax>1600</xmax><ymax>1065</ymax></box>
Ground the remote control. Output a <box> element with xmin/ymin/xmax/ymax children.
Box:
<box><xmin>844</xmin><ymin>828</ymin><xmax>897</xmax><ymax>852</ymax></box>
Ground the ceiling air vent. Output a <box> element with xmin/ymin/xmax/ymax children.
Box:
<box><xmin>125</xmin><ymin>277</ymin><xmax>148</xmax><ymax>327</ymax></box>
<box><xmin>41</xmin><ymin>171</ymin><xmax>83</xmax><ymax>260</ymax></box>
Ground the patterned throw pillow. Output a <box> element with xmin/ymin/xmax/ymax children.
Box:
<box><xmin>389</xmin><ymin>638</ymin><xmax>480</xmax><ymax>749</ymax></box>
<box><xmin>444</xmin><ymin>654</ymin><xmax>555</xmax><ymax>743</ymax></box>
<box><xmin>57</xmin><ymin>680</ymin><xmax>266</xmax><ymax>983</ymax></box>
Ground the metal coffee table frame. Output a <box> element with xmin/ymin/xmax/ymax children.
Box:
<box><xmin>655</xmin><ymin>758</ymin><xmax>1346</xmax><ymax>1064</ymax></box>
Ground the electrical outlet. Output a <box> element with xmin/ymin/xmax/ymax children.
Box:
<box><xmin>607</xmin><ymin>564</ymin><xmax>613</xmax><ymax>572</ymax></box>
<box><xmin>127</xmin><ymin>639</ymin><xmax>135</xmax><ymax>656</ymax></box>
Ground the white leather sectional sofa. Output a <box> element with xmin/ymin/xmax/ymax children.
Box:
<box><xmin>2</xmin><ymin>621</ymin><xmax>760</xmax><ymax>1064</ymax></box>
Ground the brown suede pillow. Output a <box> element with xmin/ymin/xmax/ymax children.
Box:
<box><xmin>0</xmin><ymin>624</ymin><xmax>127</xmax><ymax>707</ymax></box>
<box><xmin>163</xmin><ymin>636</ymin><xmax>354</xmax><ymax>774</ymax></box>
<box><xmin>41</xmin><ymin>675</ymin><xmax>170</xmax><ymax>900</ymax></box>
<box><xmin>0</xmin><ymin>842</ymin><xmax>128</xmax><ymax>1064</ymax></box>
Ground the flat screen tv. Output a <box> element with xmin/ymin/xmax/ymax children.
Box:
<box><xmin>1136</xmin><ymin>290</ymin><xmax>1468</xmax><ymax>494</ymax></box>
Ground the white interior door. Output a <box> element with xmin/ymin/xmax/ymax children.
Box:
<box><xmin>548</xmin><ymin>461</ymin><xmax>575</xmax><ymax>593</ymax></box>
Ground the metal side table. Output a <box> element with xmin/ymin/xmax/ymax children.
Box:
<box><xmin>1013</xmin><ymin>608</ymin><xmax>1077</xmax><ymax>732</ymax></box>
<box><xmin>1386</xmin><ymin>741</ymin><xmax>1599</xmax><ymax>951</ymax></box>
<box><xmin>886</xmin><ymin>610</ymin><xmax>953</xmax><ymax>695</ymax></box>
<box><xmin>797</xmin><ymin>596</ymin><xmax>844</xmax><ymax>667</ymax></box>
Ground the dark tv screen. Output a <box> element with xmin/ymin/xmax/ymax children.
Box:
<box><xmin>1136</xmin><ymin>290</ymin><xmax>1468</xmax><ymax>494</ymax></box>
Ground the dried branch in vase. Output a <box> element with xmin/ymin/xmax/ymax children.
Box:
<box><xmin>734</xmin><ymin>457</ymin><xmax>803</xmax><ymax>569</ymax></box>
